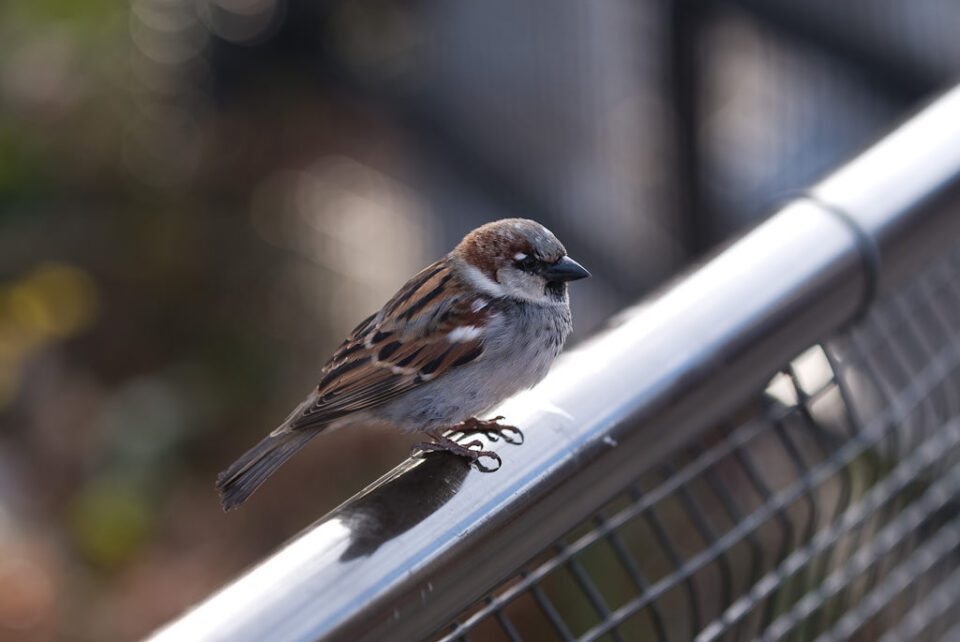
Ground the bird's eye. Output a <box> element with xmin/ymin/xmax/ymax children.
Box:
<box><xmin>516</xmin><ymin>255</ymin><xmax>539</xmax><ymax>271</ymax></box>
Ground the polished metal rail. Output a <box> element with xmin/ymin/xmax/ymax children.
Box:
<box><xmin>148</xmin><ymin>84</ymin><xmax>960</xmax><ymax>642</ymax></box>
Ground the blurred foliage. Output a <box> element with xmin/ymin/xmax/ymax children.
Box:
<box><xmin>0</xmin><ymin>1</ymin><xmax>420</xmax><ymax>640</ymax></box>
<box><xmin>0</xmin><ymin>263</ymin><xmax>100</xmax><ymax>406</ymax></box>
<box><xmin>70</xmin><ymin>479</ymin><xmax>152</xmax><ymax>569</ymax></box>
<box><xmin>8</xmin><ymin>0</ymin><xmax>119</xmax><ymax>26</ymax></box>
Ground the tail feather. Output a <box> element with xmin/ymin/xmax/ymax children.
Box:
<box><xmin>216</xmin><ymin>430</ymin><xmax>318</xmax><ymax>511</ymax></box>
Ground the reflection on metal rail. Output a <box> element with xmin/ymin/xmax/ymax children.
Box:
<box><xmin>147</xmin><ymin>85</ymin><xmax>960</xmax><ymax>642</ymax></box>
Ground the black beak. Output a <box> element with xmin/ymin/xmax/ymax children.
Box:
<box><xmin>543</xmin><ymin>256</ymin><xmax>590</xmax><ymax>282</ymax></box>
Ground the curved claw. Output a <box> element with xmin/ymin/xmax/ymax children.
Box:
<box><xmin>461</xmin><ymin>439</ymin><xmax>501</xmax><ymax>471</ymax></box>
<box><xmin>478</xmin><ymin>426</ymin><xmax>522</xmax><ymax>445</ymax></box>
<box><xmin>473</xmin><ymin>450</ymin><xmax>502</xmax><ymax>472</ymax></box>
<box><xmin>411</xmin><ymin>436</ymin><xmax>501</xmax><ymax>472</ymax></box>
<box><xmin>457</xmin><ymin>417</ymin><xmax>524</xmax><ymax>446</ymax></box>
<box><xmin>497</xmin><ymin>425</ymin><xmax>524</xmax><ymax>445</ymax></box>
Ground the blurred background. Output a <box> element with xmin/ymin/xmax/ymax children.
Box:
<box><xmin>1</xmin><ymin>0</ymin><xmax>958</xmax><ymax>640</ymax></box>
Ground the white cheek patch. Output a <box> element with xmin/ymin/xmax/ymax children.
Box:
<box><xmin>459</xmin><ymin>263</ymin><xmax>506</xmax><ymax>297</ymax></box>
<box><xmin>447</xmin><ymin>325</ymin><xmax>483</xmax><ymax>342</ymax></box>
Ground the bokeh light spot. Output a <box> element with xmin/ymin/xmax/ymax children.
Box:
<box><xmin>0</xmin><ymin>557</ymin><xmax>55</xmax><ymax>631</ymax></box>
<box><xmin>69</xmin><ymin>481</ymin><xmax>151</xmax><ymax>569</ymax></box>
<box><xmin>9</xmin><ymin>262</ymin><xmax>99</xmax><ymax>340</ymax></box>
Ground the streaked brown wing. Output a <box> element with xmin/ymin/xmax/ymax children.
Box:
<box><xmin>287</xmin><ymin>261</ymin><xmax>490</xmax><ymax>430</ymax></box>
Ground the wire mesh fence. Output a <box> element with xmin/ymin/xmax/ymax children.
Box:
<box><xmin>433</xmin><ymin>244</ymin><xmax>960</xmax><ymax>641</ymax></box>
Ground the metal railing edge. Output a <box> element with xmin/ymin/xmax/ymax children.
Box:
<box><xmin>147</xmin><ymin>83</ymin><xmax>960</xmax><ymax>642</ymax></box>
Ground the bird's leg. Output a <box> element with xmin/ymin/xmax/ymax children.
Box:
<box><xmin>412</xmin><ymin>428</ymin><xmax>502</xmax><ymax>472</ymax></box>
<box><xmin>455</xmin><ymin>416</ymin><xmax>524</xmax><ymax>445</ymax></box>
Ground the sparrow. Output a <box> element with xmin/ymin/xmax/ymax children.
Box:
<box><xmin>216</xmin><ymin>218</ymin><xmax>589</xmax><ymax>510</ymax></box>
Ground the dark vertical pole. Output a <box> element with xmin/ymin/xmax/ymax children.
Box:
<box><xmin>666</xmin><ymin>0</ymin><xmax>709</xmax><ymax>256</ymax></box>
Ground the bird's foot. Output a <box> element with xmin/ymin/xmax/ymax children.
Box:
<box><xmin>456</xmin><ymin>416</ymin><xmax>524</xmax><ymax>445</ymax></box>
<box><xmin>412</xmin><ymin>433</ymin><xmax>502</xmax><ymax>472</ymax></box>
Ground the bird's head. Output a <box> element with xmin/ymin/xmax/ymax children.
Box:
<box><xmin>452</xmin><ymin>218</ymin><xmax>590</xmax><ymax>304</ymax></box>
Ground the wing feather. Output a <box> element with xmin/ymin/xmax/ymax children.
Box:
<box><xmin>285</xmin><ymin>261</ymin><xmax>492</xmax><ymax>430</ymax></box>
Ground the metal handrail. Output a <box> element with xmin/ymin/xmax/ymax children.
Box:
<box><xmin>147</xmin><ymin>84</ymin><xmax>960</xmax><ymax>642</ymax></box>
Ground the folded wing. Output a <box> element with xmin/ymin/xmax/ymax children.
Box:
<box><xmin>286</xmin><ymin>261</ymin><xmax>492</xmax><ymax>431</ymax></box>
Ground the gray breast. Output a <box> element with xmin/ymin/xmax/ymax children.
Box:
<box><xmin>373</xmin><ymin>299</ymin><xmax>572</xmax><ymax>432</ymax></box>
